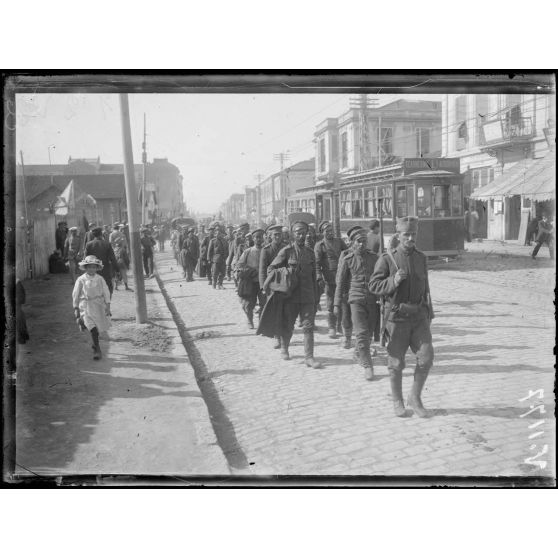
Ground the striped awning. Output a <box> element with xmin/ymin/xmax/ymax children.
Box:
<box><xmin>470</xmin><ymin>151</ymin><xmax>555</xmax><ymax>201</ymax></box>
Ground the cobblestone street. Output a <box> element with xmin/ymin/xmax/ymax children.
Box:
<box><xmin>156</xmin><ymin>250</ymin><xmax>555</xmax><ymax>478</ymax></box>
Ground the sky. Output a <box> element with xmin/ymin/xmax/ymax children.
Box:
<box><xmin>16</xmin><ymin>92</ymin><xmax>443</xmax><ymax>214</ymax></box>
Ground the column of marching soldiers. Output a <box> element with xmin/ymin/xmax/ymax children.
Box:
<box><xmin>171</xmin><ymin>216</ymin><xmax>435</xmax><ymax>419</ymax></box>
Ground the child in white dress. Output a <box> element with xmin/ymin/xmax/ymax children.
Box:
<box><xmin>72</xmin><ymin>255</ymin><xmax>111</xmax><ymax>360</ymax></box>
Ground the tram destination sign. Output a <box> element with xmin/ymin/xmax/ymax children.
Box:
<box><xmin>403</xmin><ymin>158</ymin><xmax>460</xmax><ymax>174</ymax></box>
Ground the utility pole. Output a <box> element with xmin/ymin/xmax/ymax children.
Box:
<box><xmin>119</xmin><ymin>94</ymin><xmax>148</xmax><ymax>324</ymax></box>
<box><xmin>142</xmin><ymin>113</ymin><xmax>147</xmax><ymax>226</ymax></box>
<box><xmin>273</xmin><ymin>151</ymin><xmax>290</xmax><ymax>221</ymax></box>
<box><xmin>254</xmin><ymin>173</ymin><xmax>264</xmax><ymax>226</ymax></box>
<box><xmin>350</xmin><ymin>94</ymin><xmax>378</xmax><ymax>171</ymax></box>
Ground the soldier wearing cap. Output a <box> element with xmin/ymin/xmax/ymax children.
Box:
<box><xmin>207</xmin><ymin>225</ymin><xmax>228</xmax><ymax>289</ymax></box>
<box><xmin>305</xmin><ymin>223</ymin><xmax>317</xmax><ymax>251</ymax></box>
<box><xmin>225</xmin><ymin>225</ymin><xmax>235</xmax><ymax>280</ymax></box>
<box><xmin>369</xmin><ymin>216</ymin><xmax>434</xmax><ymax>418</ymax></box>
<box><xmin>200</xmin><ymin>225</ymin><xmax>215</xmax><ymax>284</ymax></box>
<box><xmin>268</xmin><ymin>221</ymin><xmax>322</xmax><ymax>368</ymax></box>
<box><xmin>230</xmin><ymin>223</ymin><xmax>250</xmax><ymax>287</ymax></box>
<box><xmin>314</xmin><ymin>220</ymin><xmax>348</xmax><ymax>339</ymax></box>
<box><xmin>335</xmin><ymin>226</ymin><xmax>379</xmax><ymax>380</ymax></box>
<box><xmin>180</xmin><ymin>227</ymin><xmax>200</xmax><ymax>281</ymax></box>
<box><xmin>334</xmin><ymin>227</ymin><xmax>361</xmax><ymax>350</ymax></box>
<box><xmin>259</xmin><ymin>224</ymin><xmax>286</xmax><ymax>349</ymax></box>
<box><xmin>237</xmin><ymin>228</ymin><xmax>266</xmax><ymax>328</ymax></box>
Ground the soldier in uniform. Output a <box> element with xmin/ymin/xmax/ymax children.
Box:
<box><xmin>268</xmin><ymin>221</ymin><xmax>322</xmax><ymax>369</ymax></box>
<box><xmin>259</xmin><ymin>224</ymin><xmax>286</xmax><ymax>349</ymax></box>
<box><xmin>335</xmin><ymin>227</ymin><xmax>379</xmax><ymax>381</ymax></box>
<box><xmin>315</xmin><ymin>220</ymin><xmax>348</xmax><ymax>338</ymax></box>
<box><xmin>200</xmin><ymin>225</ymin><xmax>215</xmax><ymax>285</ymax></box>
<box><xmin>369</xmin><ymin>216</ymin><xmax>434</xmax><ymax>418</ymax></box>
<box><xmin>237</xmin><ymin>228</ymin><xmax>265</xmax><ymax>328</ymax></box>
<box><xmin>207</xmin><ymin>225</ymin><xmax>228</xmax><ymax>289</ymax></box>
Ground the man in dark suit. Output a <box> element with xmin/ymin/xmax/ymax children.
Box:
<box><xmin>85</xmin><ymin>227</ymin><xmax>119</xmax><ymax>296</ymax></box>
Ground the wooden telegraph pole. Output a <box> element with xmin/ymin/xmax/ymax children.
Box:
<box><xmin>119</xmin><ymin>94</ymin><xmax>147</xmax><ymax>323</ymax></box>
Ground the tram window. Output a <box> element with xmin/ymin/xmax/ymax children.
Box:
<box><xmin>417</xmin><ymin>185</ymin><xmax>432</xmax><ymax>217</ymax></box>
<box><xmin>451</xmin><ymin>184</ymin><xmax>462</xmax><ymax>216</ymax></box>
<box><xmin>352</xmin><ymin>190</ymin><xmax>363</xmax><ymax>218</ymax></box>
<box><xmin>433</xmin><ymin>185</ymin><xmax>450</xmax><ymax>217</ymax></box>
<box><xmin>364</xmin><ymin>190</ymin><xmax>375</xmax><ymax>217</ymax></box>
<box><xmin>340</xmin><ymin>191</ymin><xmax>351</xmax><ymax>218</ymax></box>
<box><xmin>396</xmin><ymin>187</ymin><xmax>408</xmax><ymax>217</ymax></box>
<box><xmin>407</xmin><ymin>185</ymin><xmax>416</xmax><ymax>216</ymax></box>
<box><xmin>381</xmin><ymin>187</ymin><xmax>393</xmax><ymax>218</ymax></box>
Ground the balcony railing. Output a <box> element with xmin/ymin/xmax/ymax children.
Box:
<box><xmin>481</xmin><ymin>116</ymin><xmax>534</xmax><ymax>146</ymax></box>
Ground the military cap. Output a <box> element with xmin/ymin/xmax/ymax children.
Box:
<box><xmin>69</xmin><ymin>226</ymin><xmax>78</xmax><ymax>231</ymax></box>
<box><xmin>251</xmin><ymin>228</ymin><xmax>265</xmax><ymax>236</ymax></box>
<box><xmin>346</xmin><ymin>225</ymin><xmax>362</xmax><ymax>240</ymax></box>
<box><xmin>266</xmin><ymin>224</ymin><xmax>283</xmax><ymax>234</ymax></box>
<box><xmin>369</xmin><ymin>219</ymin><xmax>380</xmax><ymax>229</ymax></box>
<box><xmin>308</xmin><ymin>223</ymin><xmax>316</xmax><ymax>229</ymax></box>
<box><xmin>291</xmin><ymin>220</ymin><xmax>309</xmax><ymax>231</ymax></box>
<box><xmin>318</xmin><ymin>220</ymin><xmax>332</xmax><ymax>233</ymax></box>
<box><xmin>239</xmin><ymin>222</ymin><xmax>250</xmax><ymax>230</ymax></box>
<box><xmin>91</xmin><ymin>226</ymin><xmax>103</xmax><ymax>235</ymax></box>
<box><xmin>396</xmin><ymin>216</ymin><xmax>419</xmax><ymax>233</ymax></box>
<box><xmin>348</xmin><ymin>227</ymin><xmax>367</xmax><ymax>241</ymax></box>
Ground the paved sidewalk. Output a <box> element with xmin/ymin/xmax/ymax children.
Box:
<box><xmin>156</xmin><ymin>251</ymin><xmax>555</xmax><ymax>479</ymax></box>
<box><xmin>14</xmin><ymin>269</ymin><xmax>229</xmax><ymax>478</ymax></box>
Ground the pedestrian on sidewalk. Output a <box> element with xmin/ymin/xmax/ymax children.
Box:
<box><xmin>267</xmin><ymin>220</ymin><xmax>322</xmax><ymax>369</ymax></box>
<box><xmin>64</xmin><ymin>226</ymin><xmax>82</xmax><ymax>284</ymax></box>
<box><xmin>335</xmin><ymin>226</ymin><xmax>379</xmax><ymax>381</ymax></box>
<box><xmin>170</xmin><ymin>227</ymin><xmax>180</xmax><ymax>263</ymax></box>
<box><xmin>180</xmin><ymin>227</ymin><xmax>200</xmax><ymax>281</ymax></box>
<box><xmin>72</xmin><ymin>255</ymin><xmax>111</xmax><ymax>360</ymax></box>
<box><xmin>112</xmin><ymin>226</ymin><xmax>132</xmax><ymax>291</ymax></box>
<box><xmin>237</xmin><ymin>228</ymin><xmax>265</xmax><ymax>328</ymax></box>
<box><xmin>531</xmin><ymin>215</ymin><xmax>554</xmax><ymax>260</ymax></box>
<box><xmin>207</xmin><ymin>225</ymin><xmax>228</xmax><ymax>289</ymax></box>
<box><xmin>366</xmin><ymin>219</ymin><xmax>382</xmax><ymax>254</ymax></box>
<box><xmin>369</xmin><ymin>216</ymin><xmax>435</xmax><ymax>418</ymax></box>
<box><xmin>315</xmin><ymin>220</ymin><xmax>348</xmax><ymax>339</ymax></box>
<box><xmin>85</xmin><ymin>227</ymin><xmax>119</xmax><ymax>296</ymax></box>
<box><xmin>140</xmin><ymin>228</ymin><xmax>156</xmax><ymax>278</ymax></box>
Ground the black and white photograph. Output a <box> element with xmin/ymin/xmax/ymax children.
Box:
<box><xmin>3</xmin><ymin>73</ymin><xmax>556</xmax><ymax>487</ymax></box>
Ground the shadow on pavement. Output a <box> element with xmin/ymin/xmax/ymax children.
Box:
<box><xmin>431</xmin><ymin>363</ymin><xmax>549</xmax><ymax>375</ymax></box>
<box><xmin>435</xmin><ymin>344</ymin><xmax>531</xmax><ymax>354</ymax></box>
<box><xmin>205</xmin><ymin>368</ymin><xmax>257</xmax><ymax>379</ymax></box>
<box><xmin>430</xmin><ymin>405</ymin><xmax>555</xmax><ymax>419</ymax></box>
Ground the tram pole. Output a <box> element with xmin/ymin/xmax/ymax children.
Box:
<box><xmin>119</xmin><ymin>93</ymin><xmax>147</xmax><ymax>324</ymax></box>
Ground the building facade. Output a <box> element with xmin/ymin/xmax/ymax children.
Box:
<box><xmin>442</xmin><ymin>93</ymin><xmax>555</xmax><ymax>240</ymax></box>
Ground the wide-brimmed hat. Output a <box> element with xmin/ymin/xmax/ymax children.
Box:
<box><xmin>78</xmin><ymin>255</ymin><xmax>104</xmax><ymax>270</ymax></box>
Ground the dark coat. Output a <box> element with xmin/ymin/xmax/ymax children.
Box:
<box><xmin>259</xmin><ymin>241</ymin><xmax>284</xmax><ymax>289</ymax></box>
<box><xmin>85</xmin><ymin>238</ymin><xmax>118</xmax><ymax>278</ymax></box>
<box><xmin>314</xmin><ymin>237</ymin><xmax>348</xmax><ymax>284</ymax></box>
<box><xmin>207</xmin><ymin>237</ymin><xmax>228</xmax><ymax>263</ymax></box>
<box><xmin>256</xmin><ymin>291</ymin><xmax>287</xmax><ymax>338</ymax></box>
<box><xmin>334</xmin><ymin>248</ymin><xmax>378</xmax><ymax>307</ymax></box>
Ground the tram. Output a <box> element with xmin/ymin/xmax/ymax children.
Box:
<box><xmin>287</xmin><ymin>158</ymin><xmax>465</xmax><ymax>258</ymax></box>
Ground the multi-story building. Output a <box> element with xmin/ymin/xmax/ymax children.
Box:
<box><xmin>314</xmin><ymin>99</ymin><xmax>442</xmax><ymax>188</ymax></box>
<box><xmin>442</xmin><ymin>93</ymin><xmax>555</xmax><ymax>240</ymax></box>
<box><xmin>221</xmin><ymin>193</ymin><xmax>246</xmax><ymax>224</ymax></box>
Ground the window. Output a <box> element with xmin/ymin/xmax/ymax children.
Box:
<box><xmin>455</xmin><ymin>95</ymin><xmax>468</xmax><ymax>150</ymax></box>
<box><xmin>352</xmin><ymin>190</ymin><xmax>363</xmax><ymax>218</ymax></box>
<box><xmin>341</xmin><ymin>132</ymin><xmax>348</xmax><ymax>168</ymax></box>
<box><xmin>379</xmin><ymin>186</ymin><xmax>393</xmax><ymax>218</ymax></box>
<box><xmin>433</xmin><ymin>185</ymin><xmax>450</xmax><ymax>217</ymax></box>
<box><xmin>493</xmin><ymin>199</ymin><xmax>503</xmax><ymax>215</ymax></box>
<box><xmin>381</xmin><ymin>128</ymin><xmax>393</xmax><ymax>155</ymax></box>
<box><xmin>417</xmin><ymin>185</ymin><xmax>432</xmax><ymax>217</ymax></box>
<box><xmin>323</xmin><ymin>198</ymin><xmax>331</xmax><ymax>220</ymax></box>
<box><xmin>476</xmin><ymin>94</ymin><xmax>489</xmax><ymax>143</ymax></box>
<box><xmin>415</xmin><ymin>128</ymin><xmax>430</xmax><ymax>156</ymax></box>
<box><xmin>319</xmin><ymin>138</ymin><xmax>326</xmax><ymax>172</ymax></box>
<box><xmin>364</xmin><ymin>189</ymin><xmax>376</xmax><ymax>217</ymax></box>
<box><xmin>340</xmin><ymin>191</ymin><xmax>351</xmax><ymax>218</ymax></box>
<box><xmin>451</xmin><ymin>184</ymin><xmax>462</xmax><ymax>216</ymax></box>
<box><xmin>471</xmin><ymin>167</ymin><xmax>495</xmax><ymax>190</ymax></box>
<box><xmin>407</xmin><ymin>185</ymin><xmax>416</xmax><ymax>217</ymax></box>
<box><xmin>396</xmin><ymin>186</ymin><xmax>408</xmax><ymax>217</ymax></box>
